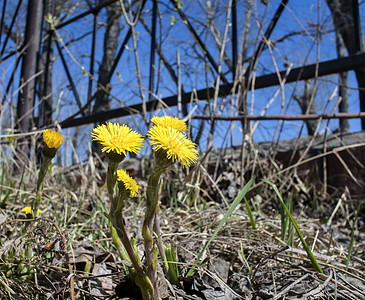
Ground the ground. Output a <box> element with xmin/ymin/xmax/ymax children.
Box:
<box><xmin>0</xmin><ymin>149</ymin><xmax>364</xmax><ymax>299</ymax></box>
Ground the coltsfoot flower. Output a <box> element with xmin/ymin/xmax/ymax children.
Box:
<box><xmin>22</xmin><ymin>206</ymin><xmax>42</xmax><ymax>215</ymax></box>
<box><xmin>148</xmin><ymin>125</ymin><xmax>198</xmax><ymax>168</ymax></box>
<box><xmin>117</xmin><ymin>169</ymin><xmax>139</xmax><ymax>197</ymax></box>
<box><xmin>151</xmin><ymin>116</ymin><xmax>187</xmax><ymax>132</ymax></box>
<box><xmin>91</xmin><ymin>122</ymin><xmax>144</xmax><ymax>156</ymax></box>
<box><xmin>43</xmin><ymin>129</ymin><xmax>63</xmax><ymax>149</ymax></box>
<box><xmin>42</xmin><ymin>129</ymin><xmax>63</xmax><ymax>158</ymax></box>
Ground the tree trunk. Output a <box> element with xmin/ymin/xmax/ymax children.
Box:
<box><xmin>16</xmin><ymin>0</ymin><xmax>43</xmax><ymax>159</ymax></box>
<box><xmin>326</xmin><ymin>0</ymin><xmax>365</xmax><ymax>129</ymax></box>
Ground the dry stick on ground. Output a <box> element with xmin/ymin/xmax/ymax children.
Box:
<box><xmin>299</xmin><ymin>267</ymin><xmax>365</xmax><ymax>298</ymax></box>
<box><xmin>251</xmin><ymin>245</ymin><xmax>289</xmax><ymax>283</ymax></box>
<box><xmin>272</xmin><ymin>273</ymin><xmax>310</xmax><ymax>300</ymax></box>
<box><xmin>303</xmin><ymin>271</ymin><xmax>333</xmax><ymax>298</ymax></box>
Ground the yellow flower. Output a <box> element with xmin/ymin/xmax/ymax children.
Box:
<box><xmin>151</xmin><ymin>115</ymin><xmax>187</xmax><ymax>132</ymax></box>
<box><xmin>117</xmin><ymin>169</ymin><xmax>139</xmax><ymax>197</ymax></box>
<box><xmin>22</xmin><ymin>206</ymin><xmax>42</xmax><ymax>215</ymax></box>
<box><xmin>43</xmin><ymin>129</ymin><xmax>63</xmax><ymax>149</ymax></box>
<box><xmin>148</xmin><ymin>125</ymin><xmax>198</xmax><ymax>168</ymax></box>
<box><xmin>91</xmin><ymin>122</ymin><xmax>144</xmax><ymax>156</ymax></box>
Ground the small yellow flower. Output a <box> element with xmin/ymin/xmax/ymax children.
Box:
<box><xmin>151</xmin><ymin>116</ymin><xmax>187</xmax><ymax>132</ymax></box>
<box><xmin>91</xmin><ymin>122</ymin><xmax>144</xmax><ymax>156</ymax></box>
<box><xmin>148</xmin><ymin>125</ymin><xmax>198</xmax><ymax>168</ymax></box>
<box><xmin>43</xmin><ymin>129</ymin><xmax>63</xmax><ymax>149</ymax></box>
<box><xmin>22</xmin><ymin>206</ymin><xmax>42</xmax><ymax>215</ymax></box>
<box><xmin>117</xmin><ymin>169</ymin><xmax>139</xmax><ymax>197</ymax></box>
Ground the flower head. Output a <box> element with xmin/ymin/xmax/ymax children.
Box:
<box><xmin>43</xmin><ymin>129</ymin><xmax>63</xmax><ymax>149</ymax></box>
<box><xmin>42</xmin><ymin>129</ymin><xmax>63</xmax><ymax>158</ymax></box>
<box><xmin>22</xmin><ymin>206</ymin><xmax>42</xmax><ymax>215</ymax></box>
<box><xmin>151</xmin><ymin>116</ymin><xmax>187</xmax><ymax>132</ymax></box>
<box><xmin>148</xmin><ymin>125</ymin><xmax>198</xmax><ymax>168</ymax></box>
<box><xmin>91</xmin><ymin>123</ymin><xmax>144</xmax><ymax>156</ymax></box>
<box><xmin>117</xmin><ymin>169</ymin><xmax>139</xmax><ymax>197</ymax></box>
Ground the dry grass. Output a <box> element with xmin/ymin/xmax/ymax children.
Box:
<box><xmin>0</xmin><ymin>140</ymin><xmax>364</xmax><ymax>299</ymax></box>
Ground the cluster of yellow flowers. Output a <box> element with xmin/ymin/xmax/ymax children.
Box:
<box><xmin>22</xmin><ymin>206</ymin><xmax>42</xmax><ymax>215</ymax></box>
<box><xmin>91</xmin><ymin>115</ymin><xmax>198</xmax><ymax>197</ymax></box>
<box><xmin>25</xmin><ymin>116</ymin><xmax>196</xmax><ymax>215</ymax></box>
<box><xmin>89</xmin><ymin>116</ymin><xmax>198</xmax><ymax>299</ymax></box>
<box><xmin>23</xmin><ymin>116</ymin><xmax>197</xmax><ymax>299</ymax></box>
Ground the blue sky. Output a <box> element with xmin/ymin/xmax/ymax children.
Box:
<box><xmin>1</xmin><ymin>0</ymin><xmax>364</xmax><ymax>163</ymax></box>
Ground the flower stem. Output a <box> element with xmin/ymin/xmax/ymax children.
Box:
<box><xmin>31</xmin><ymin>155</ymin><xmax>52</xmax><ymax>218</ymax></box>
<box><xmin>110</xmin><ymin>225</ymin><xmax>135</xmax><ymax>277</ymax></box>
<box><xmin>106</xmin><ymin>159</ymin><xmax>156</xmax><ymax>300</ymax></box>
<box><xmin>142</xmin><ymin>167</ymin><xmax>163</xmax><ymax>298</ymax></box>
<box><xmin>142</xmin><ymin>156</ymin><xmax>172</xmax><ymax>300</ymax></box>
<box><xmin>154</xmin><ymin>204</ymin><xmax>168</xmax><ymax>273</ymax></box>
<box><xmin>107</xmin><ymin>161</ymin><xmax>119</xmax><ymax>201</ymax></box>
<box><xmin>113</xmin><ymin>215</ymin><xmax>155</xmax><ymax>300</ymax></box>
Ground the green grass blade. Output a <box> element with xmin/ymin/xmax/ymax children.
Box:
<box><xmin>240</xmin><ymin>240</ymin><xmax>251</xmax><ymax>275</ymax></box>
<box><xmin>281</xmin><ymin>193</ymin><xmax>292</xmax><ymax>241</ymax></box>
<box><xmin>280</xmin><ymin>197</ymin><xmax>287</xmax><ymax>240</ymax></box>
<box><xmin>244</xmin><ymin>196</ymin><xmax>256</xmax><ymax>229</ymax></box>
<box><xmin>186</xmin><ymin>176</ymin><xmax>256</xmax><ymax>277</ymax></box>
<box><xmin>288</xmin><ymin>194</ymin><xmax>294</xmax><ymax>246</ymax></box>
<box><xmin>346</xmin><ymin>203</ymin><xmax>361</xmax><ymax>272</ymax></box>
<box><xmin>262</xmin><ymin>179</ymin><xmax>323</xmax><ymax>274</ymax></box>
<box><xmin>0</xmin><ymin>161</ymin><xmax>5</xmax><ymax>196</ymax></box>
